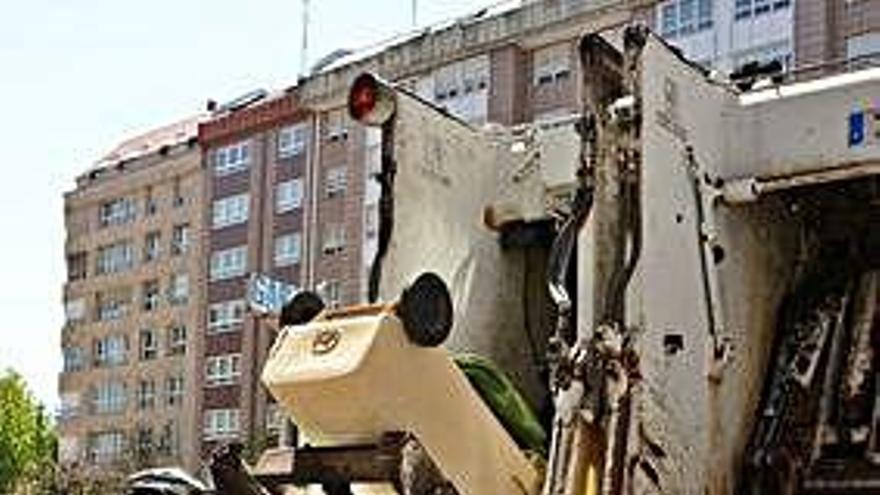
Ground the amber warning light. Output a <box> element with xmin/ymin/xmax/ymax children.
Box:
<box><xmin>348</xmin><ymin>73</ymin><xmax>396</xmax><ymax>126</ymax></box>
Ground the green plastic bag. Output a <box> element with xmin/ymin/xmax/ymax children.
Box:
<box><xmin>454</xmin><ymin>353</ymin><xmax>547</xmax><ymax>456</ymax></box>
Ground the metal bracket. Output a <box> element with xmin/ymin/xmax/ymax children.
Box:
<box><xmin>210</xmin><ymin>433</ymin><xmax>457</xmax><ymax>495</ymax></box>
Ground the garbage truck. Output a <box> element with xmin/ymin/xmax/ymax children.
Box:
<box><xmin>208</xmin><ymin>25</ymin><xmax>880</xmax><ymax>495</ymax></box>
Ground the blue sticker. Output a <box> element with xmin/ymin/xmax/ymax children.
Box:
<box><xmin>850</xmin><ymin>111</ymin><xmax>866</xmax><ymax>147</ymax></box>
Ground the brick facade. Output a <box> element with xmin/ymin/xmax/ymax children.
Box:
<box><xmin>198</xmin><ymin>94</ymin><xmax>312</xmax><ymax>455</ymax></box>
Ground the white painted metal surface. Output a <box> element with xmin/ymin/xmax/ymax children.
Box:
<box><xmin>262</xmin><ymin>311</ymin><xmax>540</xmax><ymax>495</ymax></box>
<box><xmin>607</xmin><ymin>35</ymin><xmax>844</xmax><ymax>493</ymax></box>
<box><xmin>376</xmin><ymin>90</ymin><xmax>547</xmax><ymax>403</ymax></box>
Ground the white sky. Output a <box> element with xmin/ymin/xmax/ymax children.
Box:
<box><xmin>0</xmin><ymin>0</ymin><xmax>491</xmax><ymax>409</ymax></box>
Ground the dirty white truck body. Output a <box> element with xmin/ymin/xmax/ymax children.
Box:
<box><xmin>252</xmin><ymin>29</ymin><xmax>880</xmax><ymax>495</ymax></box>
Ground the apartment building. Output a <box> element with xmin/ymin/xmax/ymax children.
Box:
<box><xmin>653</xmin><ymin>0</ymin><xmax>795</xmax><ymax>72</ymax></box>
<box><xmin>650</xmin><ymin>0</ymin><xmax>880</xmax><ymax>76</ymax></box>
<box><xmin>796</xmin><ymin>0</ymin><xmax>880</xmax><ymax>70</ymax></box>
<box><xmin>59</xmin><ymin>117</ymin><xmax>204</xmax><ymax>474</ymax></box>
<box><xmin>196</xmin><ymin>93</ymin><xmax>315</xmax><ymax>455</ymax></box>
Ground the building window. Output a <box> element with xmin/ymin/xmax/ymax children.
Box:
<box><xmin>324</xmin><ymin>166</ymin><xmax>347</xmax><ymax>198</ymax></box>
<box><xmin>93</xmin><ymin>381</ymin><xmax>127</xmax><ymax>414</ymax></box>
<box><xmin>142</xmin><ymin>279</ymin><xmax>160</xmax><ymax>311</ymax></box>
<box><xmin>95</xmin><ymin>288</ymin><xmax>131</xmax><ymax>321</ymax></box>
<box><xmin>735</xmin><ymin>0</ymin><xmax>751</xmax><ymax>19</ymax></box>
<box><xmin>206</xmin><ymin>354</ymin><xmax>242</xmax><ymax>387</ymax></box>
<box><xmin>157</xmin><ymin>420</ymin><xmax>178</xmax><ymax>455</ymax></box>
<box><xmin>167</xmin><ymin>274</ymin><xmax>189</xmax><ymax>305</ymax></box>
<box><xmin>365</xmin><ymin>144</ymin><xmax>381</xmax><ymax>179</ymax></box>
<box><xmin>461</xmin><ymin>56</ymin><xmax>490</xmax><ymax>94</ymax></box>
<box><xmin>735</xmin><ymin>0</ymin><xmax>789</xmax><ymax>20</ymax></box>
<box><xmin>659</xmin><ymin>0</ymin><xmax>712</xmax><ymax>37</ymax></box>
<box><xmin>325</xmin><ymin>109</ymin><xmax>348</xmax><ymax>142</ymax></box>
<box><xmin>64</xmin><ymin>298</ymin><xmax>86</xmax><ymax>326</ymax></box>
<box><xmin>144</xmin><ymin>187</ymin><xmax>158</xmax><ymax>216</ymax></box>
<box><xmin>172</xmin><ymin>177</ymin><xmax>186</xmax><ymax>208</ymax></box>
<box><xmin>95</xmin><ymin>241</ymin><xmax>134</xmax><ymax>275</ymax></box>
<box><xmin>87</xmin><ymin>431</ymin><xmax>126</xmax><ymax>464</ymax></box>
<box><xmin>67</xmin><ymin>251</ymin><xmax>88</xmax><ymax>281</ymax></box>
<box><xmin>318</xmin><ymin>280</ymin><xmax>342</xmax><ymax>308</ymax></box>
<box><xmin>137</xmin><ymin>379</ymin><xmax>156</xmax><ymax>410</ymax></box>
<box><xmin>94</xmin><ymin>335</ymin><xmax>127</xmax><ymax>367</ymax></box>
<box><xmin>171</xmin><ymin>224</ymin><xmax>190</xmax><ymax>255</ymax></box>
<box><xmin>322</xmin><ymin>223</ymin><xmax>346</xmax><ymax>255</ymax></box>
<box><xmin>213</xmin><ymin>141</ymin><xmax>250</xmax><ymax>177</ymax></box>
<box><xmin>847</xmin><ymin>31</ymin><xmax>880</xmax><ymax>66</ymax></box>
<box><xmin>99</xmin><ymin>197</ymin><xmax>136</xmax><ymax>227</ymax></box>
<box><xmin>59</xmin><ymin>393</ymin><xmax>80</xmax><ymax>420</ymax></box>
<box><xmin>278</xmin><ymin>124</ymin><xmax>308</xmax><ymax>157</ymax></box>
<box><xmin>435</xmin><ymin>65</ymin><xmax>457</xmax><ymax>100</ymax></box>
<box><xmin>62</xmin><ymin>347</ymin><xmax>84</xmax><ymax>372</ymax></box>
<box><xmin>168</xmin><ymin>325</ymin><xmax>187</xmax><ymax>356</ymax></box>
<box><xmin>698</xmin><ymin>0</ymin><xmax>712</xmax><ymax>29</ymax></box>
<box><xmin>365</xmin><ymin>204</ymin><xmax>378</xmax><ymax>239</ymax></box>
<box><xmin>165</xmin><ymin>376</ymin><xmax>184</xmax><ymax>406</ymax></box>
<box><xmin>135</xmin><ymin>424</ymin><xmax>154</xmax><ymax>461</ymax></box>
<box><xmin>679</xmin><ymin>0</ymin><xmax>696</xmax><ymax>34</ymax></box>
<box><xmin>661</xmin><ymin>2</ymin><xmax>678</xmax><ymax>36</ymax></box>
<box><xmin>274</xmin><ymin>233</ymin><xmax>302</xmax><ymax>267</ymax></box>
<box><xmin>266</xmin><ymin>402</ymin><xmax>283</xmax><ymax>438</ymax></box>
<box><xmin>773</xmin><ymin>0</ymin><xmax>790</xmax><ymax>10</ymax></box>
<box><xmin>422</xmin><ymin>55</ymin><xmax>490</xmax><ymax>123</ymax></box>
<box><xmin>754</xmin><ymin>0</ymin><xmax>771</xmax><ymax>15</ymax></box>
<box><xmin>144</xmin><ymin>231</ymin><xmax>161</xmax><ymax>262</ymax></box>
<box><xmin>139</xmin><ymin>329</ymin><xmax>158</xmax><ymax>361</ymax></box>
<box><xmin>210</xmin><ymin>246</ymin><xmax>247</xmax><ymax>281</ymax></box>
<box><xmin>208</xmin><ymin>299</ymin><xmax>246</xmax><ymax>332</ymax></box>
<box><xmin>212</xmin><ymin>193</ymin><xmax>249</xmax><ymax>229</ymax></box>
<box><xmin>532</xmin><ymin>44</ymin><xmax>572</xmax><ymax>86</ymax></box>
<box><xmin>276</xmin><ymin>178</ymin><xmax>304</xmax><ymax>213</ymax></box>
<box><xmin>204</xmin><ymin>409</ymin><xmax>240</xmax><ymax>441</ymax></box>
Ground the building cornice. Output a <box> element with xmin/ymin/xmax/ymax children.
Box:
<box><xmin>198</xmin><ymin>92</ymin><xmax>309</xmax><ymax>147</ymax></box>
<box><xmin>297</xmin><ymin>0</ymin><xmax>659</xmax><ymax>108</ymax></box>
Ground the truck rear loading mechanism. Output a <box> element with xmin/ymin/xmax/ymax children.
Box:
<box><xmin>203</xmin><ymin>24</ymin><xmax>880</xmax><ymax>495</ymax></box>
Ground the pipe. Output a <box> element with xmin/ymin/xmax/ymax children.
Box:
<box><xmin>684</xmin><ymin>148</ymin><xmax>731</xmax><ymax>381</ymax></box>
<box><xmin>542</xmin><ymin>112</ymin><xmax>596</xmax><ymax>495</ymax></box>
<box><xmin>307</xmin><ymin>112</ymin><xmax>321</xmax><ymax>293</ymax></box>
<box><xmin>721</xmin><ymin>161</ymin><xmax>880</xmax><ymax>204</ymax></box>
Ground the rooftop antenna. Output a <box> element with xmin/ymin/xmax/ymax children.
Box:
<box><xmin>301</xmin><ymin>0</ymin><xmax>310</xmax><ymax>76</ymax></box>
<box><xmin>412</xmin><ymin>0</ymin><xmax>417</xmax><ymax>27</ymax></box>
